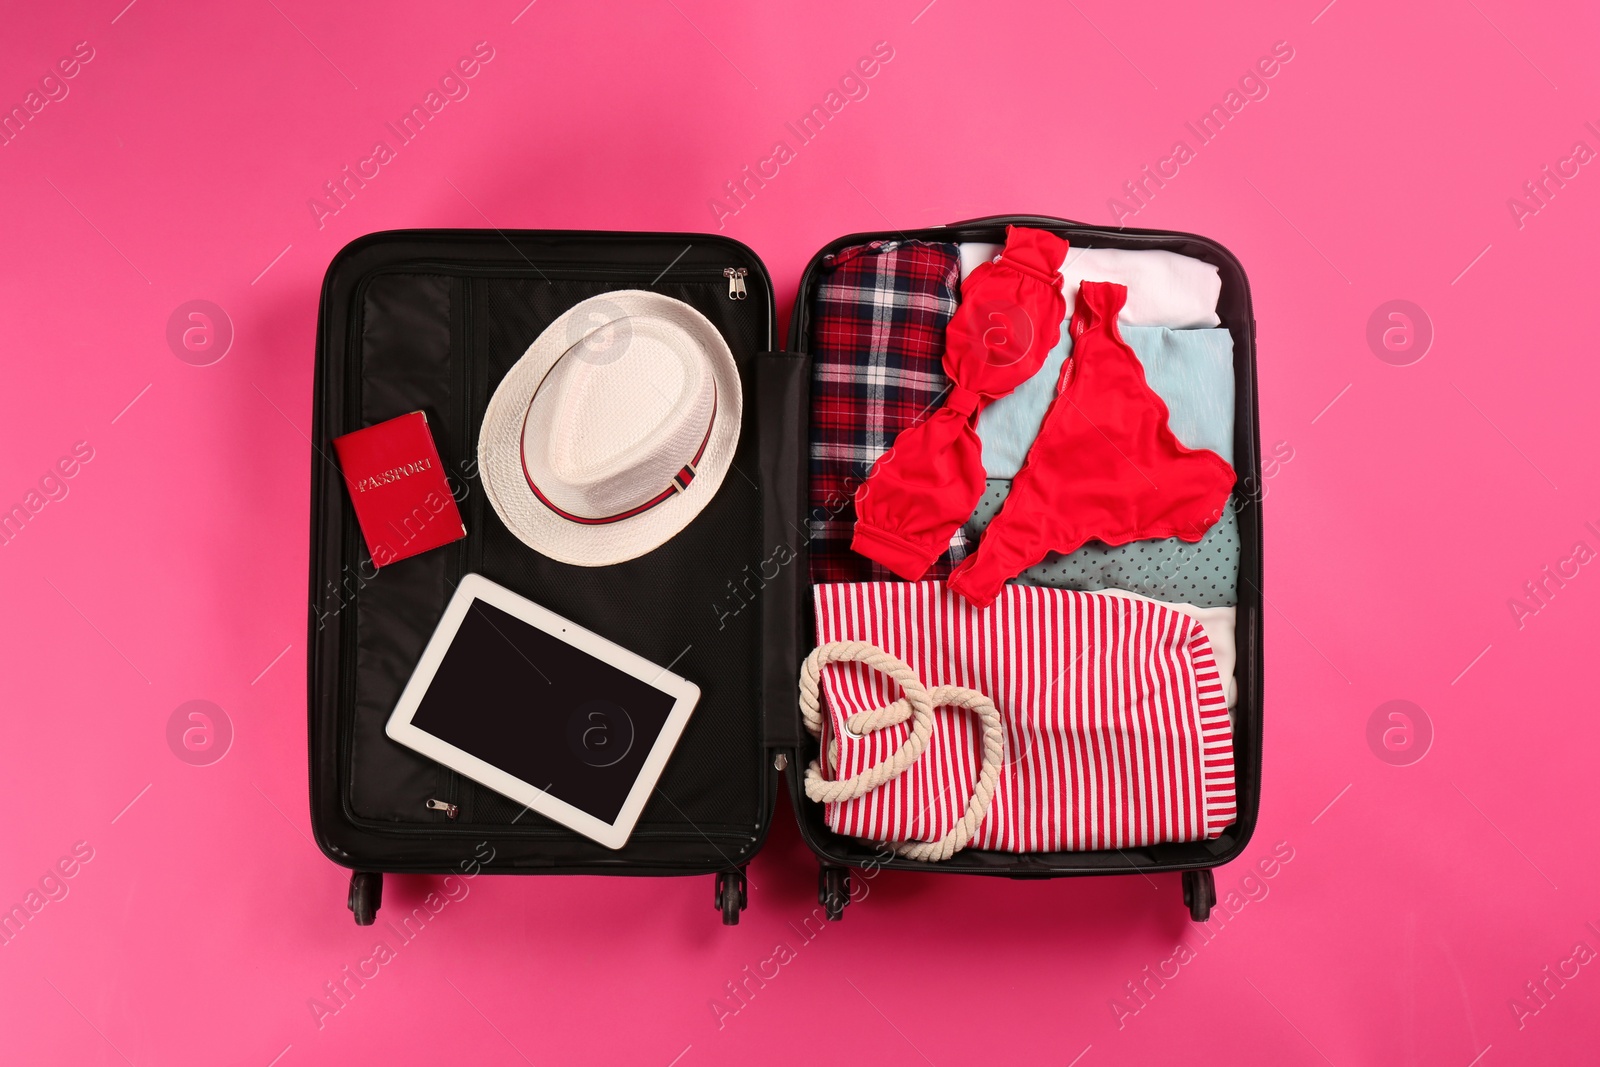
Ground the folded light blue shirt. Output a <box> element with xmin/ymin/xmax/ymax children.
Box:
<box><xmin>977</xmin><ymin>326</ymin><xmax>1235</xmax><ymax>476</ymax></box>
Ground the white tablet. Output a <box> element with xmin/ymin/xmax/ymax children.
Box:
<box><xmin>385</xmin><ymin>573</ymin><xmax>701</xmax><ymax>849</ymax></box>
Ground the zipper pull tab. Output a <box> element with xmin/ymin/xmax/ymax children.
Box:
<box><xmin>734</xmin><ymin>267</ymin><xmax>748</xmax><ymax>300</ymax></box>
<box><xmin>427</xmin><ymin>798</ymin><xmax>459</xmax><ymax>819</ymax></box>
<box><xmin>724</xmin><ymin>267</ymin><xmax>739</xmax><ymax>299</ymax></box>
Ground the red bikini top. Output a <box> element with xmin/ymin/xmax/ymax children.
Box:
<box><xmin>850</xmin><ymin>225</ymin><xmax>1071</xmax><ymax>580</ymax></box>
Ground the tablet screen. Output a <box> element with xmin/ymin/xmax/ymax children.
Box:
<box><xmin>409</xmin><ymin>597</ymin><xmax>677</xmax><ymax>823</ymax></box>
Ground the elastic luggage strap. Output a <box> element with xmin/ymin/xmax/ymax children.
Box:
<box><xmin>798</xmin><ymin>641</ymin><xmax>1005</xmax><ymax>862</ymax></box>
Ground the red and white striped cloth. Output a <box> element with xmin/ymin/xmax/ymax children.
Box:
<box><xmin>813</xmin><ymin>581</ymin><xmax>1236</xmax><ymax>851</ymax></box>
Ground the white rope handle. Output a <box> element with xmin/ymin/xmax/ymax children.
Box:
<box><xmin>896</xmin><ymin>685</ymin><xmax>1004</xmax><ymax>862</ymax></box>
<box><xmin>799</xmin><ymin>641</ymin><xmax>934</xmax><ymax>804</ymax></box>
<box><xmin>799</xmin><ymin>641</ymin><xmax>1006</xmax><ymax>862</ymax></box>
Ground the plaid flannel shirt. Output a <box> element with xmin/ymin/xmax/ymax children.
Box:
<box><xmin>807</xmin><ymin>240</ymin><xmax>966</xmax><ymax>583</ymax></box>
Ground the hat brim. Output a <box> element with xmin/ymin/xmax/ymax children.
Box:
<box><xmin>478</xmin><ymin>291</ymin><xmax>742</xmax><ymax>567</ymax></box>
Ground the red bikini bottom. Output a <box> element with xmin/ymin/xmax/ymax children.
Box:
<box><xmin>948</xmin><ymin>281</ymin><xmax>1236</xmax><ymax>609</ymax></box>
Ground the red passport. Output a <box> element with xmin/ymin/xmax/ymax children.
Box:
<box><xmin>332</xmin><ymin>411</ymin><xmax>466</xmax><ymax>568</ymax></box>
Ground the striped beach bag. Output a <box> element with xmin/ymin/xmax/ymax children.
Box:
<box><xmin>801</xmin><ymin>581</ymin><xmax>1236</xmax><ymax>859</ymax></box>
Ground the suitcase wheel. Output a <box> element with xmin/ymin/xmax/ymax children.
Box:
<box><xmin>818</xmin><ymin>866</ymin><xmax>849</xmax><ymax>922</ymax></box>
<box><xmin>715</xmin><ymin>868</ymin><xmax>748</xmax><ymax>926</ymax></box>
<box><xmin>1181</xmin><ymin>869</ymin><xmax>1215</xmax><ymax>922</ymax></box>
<box><xmin>347</xmin><ymin>871</ymin><xmax>383</xmax><ymax>926</ymax></box>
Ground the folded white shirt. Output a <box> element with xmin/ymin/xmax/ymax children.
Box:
<box><xmin>1097</xmin><ymin>588</ymin><xmax>1238</xmax><ymax>709</ymax></box>
<box><xmin>958</xmin><ymin>243</ymin><xmax>1222</xmax><ymax>329</ymax></box>
<box><xmin>958</xmin><ymin>242</ymin><xmax>1003</xmax><ymax>281</ymax></box>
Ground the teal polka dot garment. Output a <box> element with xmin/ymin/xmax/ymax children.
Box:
<box><xmin>965</xmin><ymin>479</ymin><xmax>1239</xmax><ymax>608</ymax></box>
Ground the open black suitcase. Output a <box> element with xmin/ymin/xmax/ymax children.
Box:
<box><xmin>307</xmin><ymin>215</ymin><xmax>1262</xmax><ymax>926</ymax></box>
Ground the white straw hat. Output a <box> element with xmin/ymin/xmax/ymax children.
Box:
<box><xmin>478</xmin><ymin>291</ymin><xmax>742</xmax><ymax>566</ymax></box>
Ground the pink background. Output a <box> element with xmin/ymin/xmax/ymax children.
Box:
<box><xmin>2</xmin><ymin>0</ymin><xmax>1597</xmax><ymax>1063</ymax></box>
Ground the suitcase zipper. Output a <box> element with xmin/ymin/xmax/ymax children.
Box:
<box><xmin>378</xmin><ymin>260</ymin><xmax>748</xmax><ymax>283</ymax></box>
<box><xmin>426</xmin><ymin>798</ymin><xmax>459</xmax><ymax>819</ymax></box>
<box><xmin>723</xmin><ymin>266</ymin><xmax>749</xmax><ymax>299</ymax></box>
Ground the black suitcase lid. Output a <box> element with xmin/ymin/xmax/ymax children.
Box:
<box><xmin>308</xmin><ymin>229</ymin><xmax>789</xmax><ymax>875</ymax></box>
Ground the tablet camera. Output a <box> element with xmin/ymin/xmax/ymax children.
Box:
<box><xmin>567</xmin><ymin>699</ymin><xmax>635</xmax><ymax>768</ymax></box>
